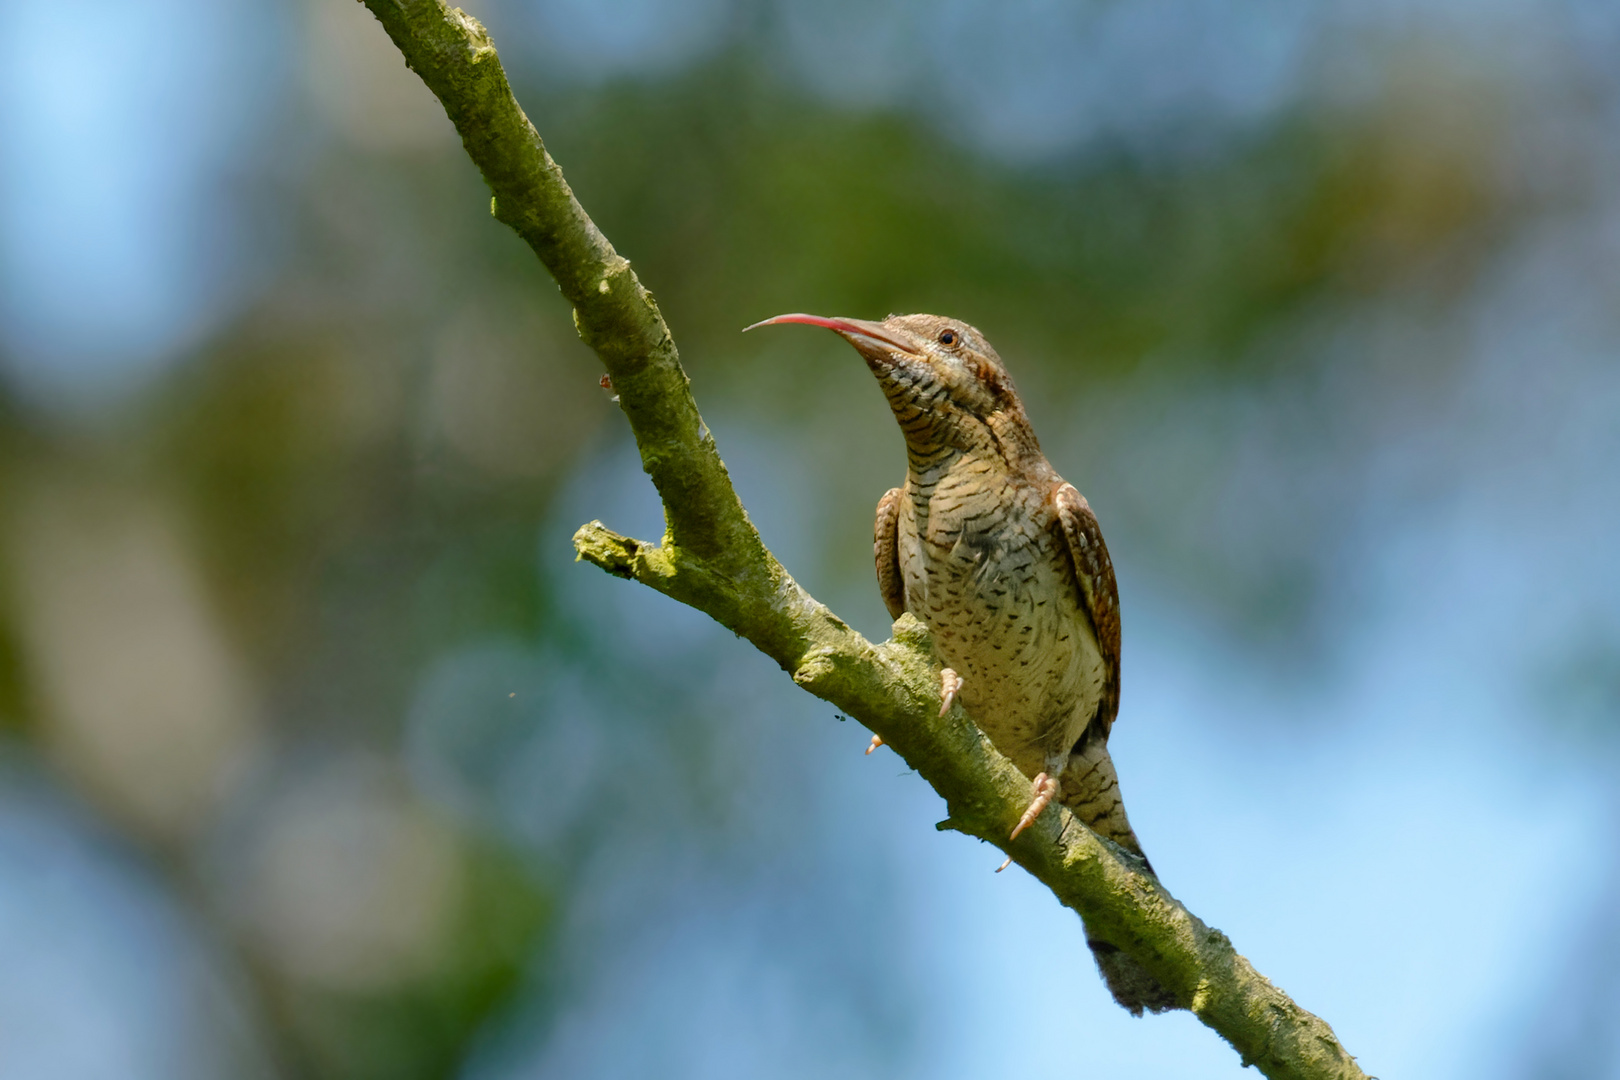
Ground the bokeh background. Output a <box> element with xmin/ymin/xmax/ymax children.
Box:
<box><xmin>2</xmin><ymin>0</ymin><xmax>1618</xmax><ymax>1076</ymax></box>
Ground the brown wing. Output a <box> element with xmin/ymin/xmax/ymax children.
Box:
<box><xmin>1053</xmin><ymin>482</ymin><xmax>1121</xmax><ymax>740</ymax></box>
<box><xmin>874</xmin><ymin>487</ymin><xmax>906</xmax><ymax>620</ymax></box>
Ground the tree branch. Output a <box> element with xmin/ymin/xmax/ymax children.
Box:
<box><xmin>355</xmin><ymin>4</ymin><xmax>1370</xmax><ymax>1077</ymax></box>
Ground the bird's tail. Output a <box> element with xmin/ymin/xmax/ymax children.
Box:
<box><xmin>1059</xmin><ymin>736</ymin><xmax>1179</xmax><ymax>1016</ymax></box>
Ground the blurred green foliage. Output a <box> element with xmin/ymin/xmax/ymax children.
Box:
<box><xmin>0</xmin><ymin>24</ymin><xmax>1529</xmax><ymax>1079</ymax></box>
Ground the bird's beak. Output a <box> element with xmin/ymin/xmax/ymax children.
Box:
<box><xmin>743</xmin><ymin>313</ymin><xmax>918</xmax><ymax>357</ymax></box>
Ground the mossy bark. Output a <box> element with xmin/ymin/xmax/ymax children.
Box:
<box><xmin>356</xmin><ymin>4</ymin><xmax>1370</xmax><ymax>1077</ymax></box>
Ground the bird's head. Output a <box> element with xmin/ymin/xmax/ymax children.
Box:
<box><xmin>746</xmin><ymin>312</ymin><xmax>1036</xmax><ymax>461</ymax></box>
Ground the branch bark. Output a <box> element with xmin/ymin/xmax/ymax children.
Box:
<box><xmin>355</xmin><ymin>4</ymin><xmax>1370</xmax><ymax>1077</ymax></box>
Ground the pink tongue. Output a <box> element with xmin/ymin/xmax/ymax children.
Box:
<box><xmin>742</xmin><ymin>312</ymin><xmax>853</xmax><ymax>333</ymax></box>
<box><xmin>742</xmin><ymin>313</ymin><xmax>915</xmax><ymax>354</ymax></box>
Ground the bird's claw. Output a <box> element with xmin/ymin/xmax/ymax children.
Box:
<box><xmin>1008</xmin><ymin>772</ymin><xmax>1058</xmax><ymax>842</ymax></box>
<box><xmin>938</xmin><ymin>668</ymin><xmax>964</xmax><ymax>717</ymax></box>
<box><xmin>865</xmin><ymin>734</ymin><xmax>884</xmax><ymax>755</ymax></box>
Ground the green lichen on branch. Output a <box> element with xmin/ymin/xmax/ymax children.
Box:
<box><xmin>357</xmin><ymin>3</ymin><xmax>1369</xmax><ymax>1078</ymax></box>
<box><xmin>355</xmin><ymin>0</ymin><xmax>754</xmax><ymax>568</ymax></box>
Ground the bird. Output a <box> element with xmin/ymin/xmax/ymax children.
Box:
<box><xmin>747</xmin><ymin>311</ymin><xmax>1175</xmax><ymax>1015</ymax></box>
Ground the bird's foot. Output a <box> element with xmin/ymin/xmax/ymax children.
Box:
<box><xmin>938</xmin><ymin>668</ymin><xmax>964</xmax><ymax>717</ymax></box>
<box><xmin>1008</xmin><ymin>772</ymin><xmax>1058</xmax><ymax>841</ymax></box>
<box><xmin>865</xmin><ymin>734</ymin><xmax>884</xmax><ymax>755</ymax></box>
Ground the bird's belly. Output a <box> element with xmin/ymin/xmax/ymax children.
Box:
<box><xmin>900</xmin><ymin>516</ymin><xmax>1105</xmax><ymax>777</ymax></box>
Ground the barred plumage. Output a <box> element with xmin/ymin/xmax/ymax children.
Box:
<box><xmin>757</xmin><ymin>310</ymin><xmax>1174</xmax><ymax>1015</ymax></box>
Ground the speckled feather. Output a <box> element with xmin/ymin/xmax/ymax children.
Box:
<box><xmin>1053</xmin><ymin>482</ymin><xmax>1121</xmax><ymax>743</ymax></box>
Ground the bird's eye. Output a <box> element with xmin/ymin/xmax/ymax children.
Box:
<box><xmin>938</xmin><ymin>329</ymin><xmax>958</xmax><ymax>346</ymax></box>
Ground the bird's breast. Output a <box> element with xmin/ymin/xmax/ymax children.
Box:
<box><xmin>899</xmin><ymin>465</ymin><xmax>1106</xmax><ymax>773</ymax></box>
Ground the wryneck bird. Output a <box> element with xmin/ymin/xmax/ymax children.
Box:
<box><xmin>750</xmin><ymin>311</ymin><xmax>1175</xmax><ymax>1015</ymax></box>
